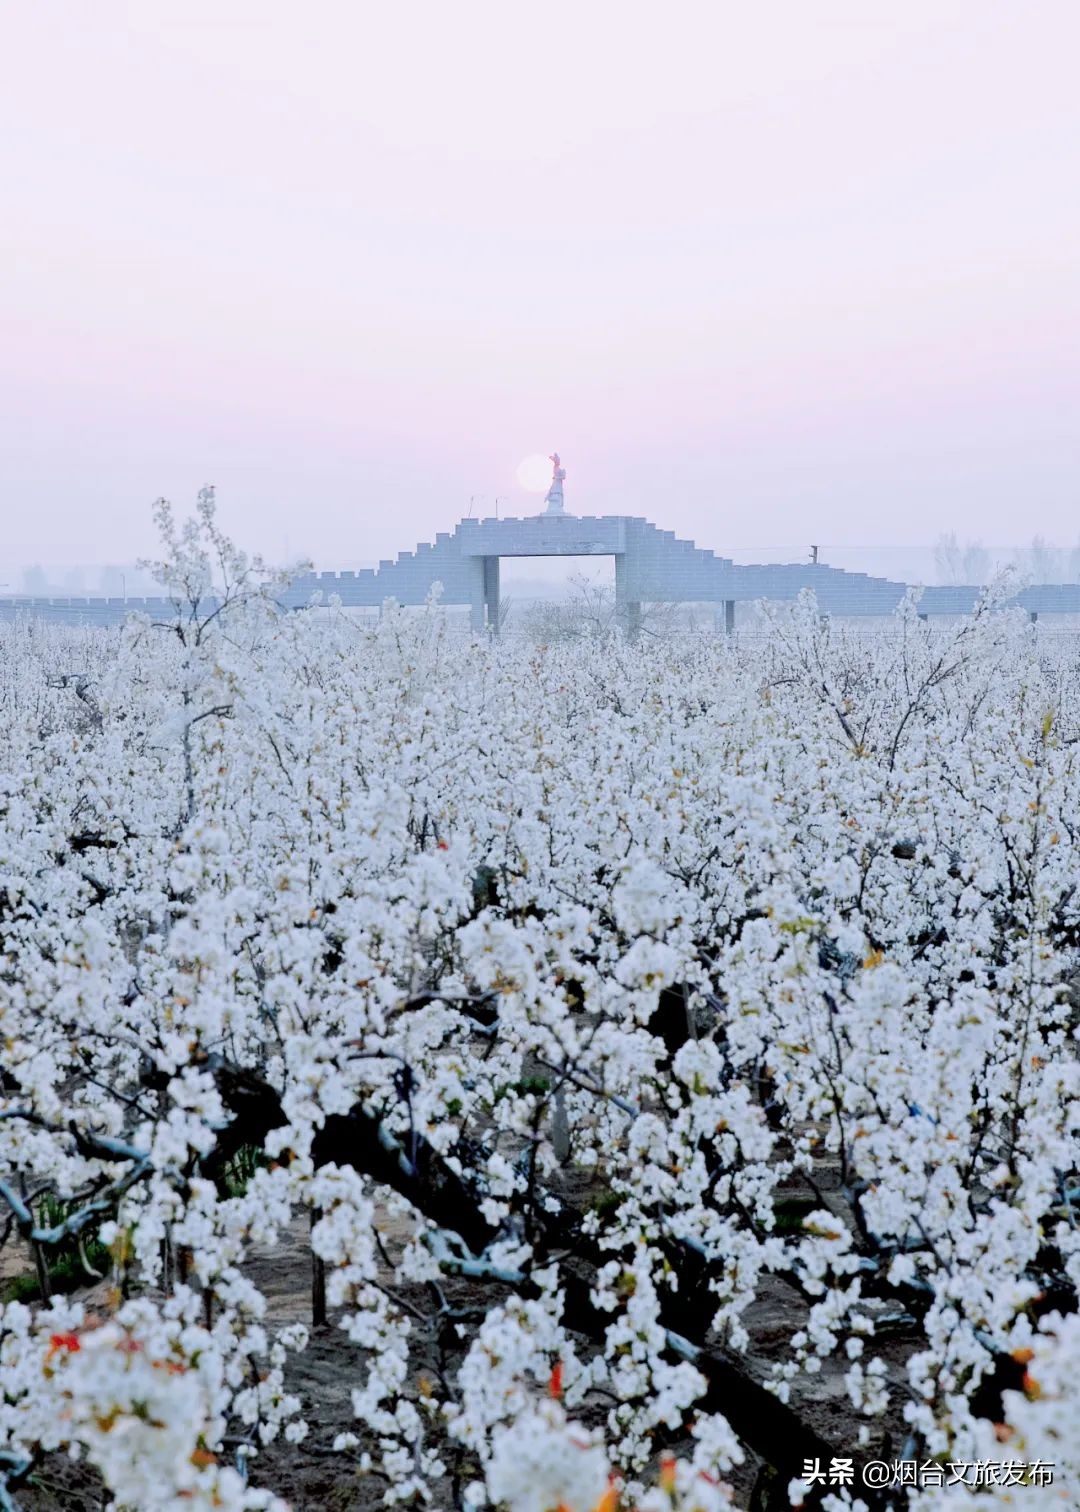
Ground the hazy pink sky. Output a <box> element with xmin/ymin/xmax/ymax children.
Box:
<box><xmin>2</xmin><ymin>2</ymin><xmax>1078</xmax><ymax>570</ymax></box>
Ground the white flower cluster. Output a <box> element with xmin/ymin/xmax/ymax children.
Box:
<box><xmin>0</xmin><ymin>1297</ymin><xmax>287</xmax><ymax>1511</ymax></box>
<box><xmin>911</xmin><ymin>1310</ymin><xmax>1080</xmax><ymax>1510</ymax></box>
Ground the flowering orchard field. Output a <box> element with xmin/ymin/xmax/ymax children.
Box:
<box><xmin>1</xmin><ymin>499</ymin><xmax>1079</xmax><ymax>1512</ymax></box>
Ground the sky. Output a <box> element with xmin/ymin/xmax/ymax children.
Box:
<box><xmin>2</xmin><ymin>1</ymin><xmax>1078</xmax><ymax>575</ymax></box>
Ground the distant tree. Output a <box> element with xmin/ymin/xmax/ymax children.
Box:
<box><xmin>520</xmin><ymin>576</ymin><xmax>680</xmax><ymax>642</ymax></box>
<box><xmin>933</xmin><ymin>532</ymin><xmax>962</xmax><ymax>584</ymax></box>
<box><xmin>960</xmin><ymin>541</ymin><xmax>990</xmax><ymax>585</ymax></box>
<box><xmin>936</xmin><ymin>536</ymin><xmax>998</xmax><ymax>586</ymax></box>
<box><xmin>1028</xmin><ymin>535</ymin><xmax>1062</xmax><ymax>583</ymax></box>
<box><xmin>520</xmin><ymin>577</ymin><xmax>618</xmax><ymax>641</ymax></box>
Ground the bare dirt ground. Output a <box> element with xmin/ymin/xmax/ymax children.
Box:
<box><xmin>7</xmin><ymin>1107</ymin><xmax>912</xmax><ymax>1509</ymax></box>
<box><xmin>13</xmin><ymin>1183</ymin><xmax>915</xmax><ymax>1510</ymax></box>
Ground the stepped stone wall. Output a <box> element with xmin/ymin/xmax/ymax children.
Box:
<box><xmin>4</xmin><ymin>514</ymin><xmax>1080</xmax><ymax>628</ymax></box>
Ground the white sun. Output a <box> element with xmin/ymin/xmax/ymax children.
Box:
<box><xmin>516</xmin><ymin>453</ymin><xmax>553</xmax><ymax>493</ymax></box>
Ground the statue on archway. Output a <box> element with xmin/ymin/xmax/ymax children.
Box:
<box><xmin>544</xmin><ymin>453</ymin><xmax>566</xmax><ymax>516</ymax></box>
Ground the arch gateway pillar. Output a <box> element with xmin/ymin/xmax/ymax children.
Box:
<box><xmin>470</xmin><ymin>555</ymin><xmax>503</xmax><ymax>633</ymax></box>
<box><xmin>614</xmin><ymin>552</ymin><xmax>641</xmax><ymax>640</ymax></box>
<box><xmin>483</xmin><ymin>556</ymin><xmax>500</xmax><ymax>632</ymax></box>
<box><xmin>714</xmin><ymin>600</ymin><xmax>736</xmax><ymax>634</ymax></box>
